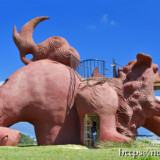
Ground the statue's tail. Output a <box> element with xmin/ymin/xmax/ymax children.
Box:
<box><xmin>13</xmin><ymin>16</ymin><xmax>49</xmax><ymax>65</ymax></box>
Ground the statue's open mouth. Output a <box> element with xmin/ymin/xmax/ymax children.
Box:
<box><xmin>154</xmin><ymin>82</ymin><xmax>160</xmax><ymax>105</ymax></box>
<box><xmin>154</xmin><ymin>82</ymin><xmax>160</xmax><ymax>90</ymax></box>
<box><xmin>155</xmin><ymin>95</ymin><xmax>160</xmax><ymax>101</ymax></box>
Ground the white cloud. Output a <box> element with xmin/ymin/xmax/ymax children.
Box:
<box><xmin>87</xmin><ymin>14</ymin><xmax>116</xmax><ymax>30</ymax></box>
<box><xmin>100</xmin><ymin>14</ymin><xmax>116</xmax><ymax>26</ymax></box>
<box><xmin>87</xmin><ymin>25</ymin><xmax>96</xmax><ymax>30</ymax></box>
<box><xmin>0</xmin><ymin>81</ymin><xmax>4</xmax><ymax>86</ymax></box>
<box><xmin>110</xmin><ymin>20</ymin><xmax>116</xmax><ymax>26</ymax></box>
<box><xmin>100</xmin><ymin>14</ymin><xmax>108</xmax><ymax>24</ymax></box>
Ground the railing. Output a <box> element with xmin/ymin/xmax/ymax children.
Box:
<box><xmin>70</xmin><ymin>54</ymin><xmax>124</xmax><ymax>81</ymax></box>
<box><xmin>77</xmin><ymin>59</ymin><xmax>106</xmax><ymax>81</ymax></box>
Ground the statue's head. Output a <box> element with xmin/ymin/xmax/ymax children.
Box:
<box><xmin>117</xmin><ymin>53</ymin><xmax>160</xmax><ymax>136</ymax></box>
<box><xmin>118</xmin><ymin>53</ymin><xmax>160</xmax><ymax>84</ymax></box>
<box><xmin>13</xmin><ymin>16</ymin><xmax>80</xmax><ymax>69</ymax></box>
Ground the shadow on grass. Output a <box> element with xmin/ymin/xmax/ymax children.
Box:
<box><xmin>18</xmin><ymin>144</ymin><xmax>37</xmax><ymax>147</ymax></box>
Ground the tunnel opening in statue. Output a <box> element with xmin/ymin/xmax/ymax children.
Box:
<box><xmin>84</xmin><ymin>114</ymin><xmax>100</xmax><ymax>146</ymax></box>
<box><xmin>9</xmin><ymin>122</ymin><xmax>37</xmax><ymax>145</ymax></box>
<box><xmin>137</xmin><ymin>127</ymin><xmax>155</xmax><ymax>137</ymax></box>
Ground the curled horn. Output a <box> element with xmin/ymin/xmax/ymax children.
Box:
<box><xmin>13</xmin><ymin>16</ymin><xmax>50</xmax><ymax>65</ymax></box>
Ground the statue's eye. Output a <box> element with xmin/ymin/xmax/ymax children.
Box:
<box><xmin>153</xmin><ymin>66</ymin><xmax>158</xmax><ymax>73</ymax></box>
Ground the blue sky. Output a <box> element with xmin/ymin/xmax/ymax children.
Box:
<box><xmin>1</xmin><ymin>0</ymin><xmax>160</xmax><ymax>137</ymax></box>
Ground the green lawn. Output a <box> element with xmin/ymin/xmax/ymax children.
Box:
<box><xmin>0</xmin><ymin>142</ymin><xmax>160</xmax><ymax>160</ymax></box>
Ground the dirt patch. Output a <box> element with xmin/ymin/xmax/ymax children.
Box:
<box><xmin>67</xmin><ymin>146</ymin><xmax>88</xmax><ymax>149</ymax></box>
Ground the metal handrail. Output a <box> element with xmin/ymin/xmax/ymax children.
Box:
<box><xmin>70</xmin><ymin>54</ymin><xmax>124</xmax><ymax>81</ymax></box>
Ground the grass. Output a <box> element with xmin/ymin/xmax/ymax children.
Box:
<box><xmin>0</xmin><ymin>141</ymin><xmax>160</xmax><ymax>160</ymax></box>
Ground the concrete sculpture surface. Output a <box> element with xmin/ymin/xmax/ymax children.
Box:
<box><xmin>0</xmin><ymin>17</ymin><xmax>160</xmax><ymax>146</ymax></box>
<box><xmin>116</xmin><ymin>54</ymin><xmax>160</xmax><ymax>139</ymax></box>
<box><xmin>13</xmin><ymin>17</ymin><xmax>80</xmax><ymax>69</ymax></box>
<box><xmin>76</xmin><ymin>53</ymin><xmax>160</xmax><ymax>143</ymax></box>
<box><xmin>0</xmin><ymin>127</ymin><xmax>20</xmax><ymax>146</ymax></box>
<box><xmin>0</xmin><ymin>60</ymin><xmax>80</xmax><ymax>145</ymax></box>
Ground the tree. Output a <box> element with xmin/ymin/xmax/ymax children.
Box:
<box><xmin>19</xmin><ymin>133</ymin><xmax>36</xmax><ymax>144</ymax></box>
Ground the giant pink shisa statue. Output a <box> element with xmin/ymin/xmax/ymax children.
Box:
<box><xmin>0</xmin><ymin>17</ymin><xmax>160</xmax><ymax>146</ymax></box>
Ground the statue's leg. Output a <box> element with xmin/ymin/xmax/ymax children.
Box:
<box><xmin>100</xmin><ymin>115</ymin><xmax>132</xmax><ymax>142</ymax></box>
<box><xmin>79</xmin><ymin>114</ymin><xmax>131</xmax><ymax>145</ymax></box>
<box><xmin>34</xmin><ymin>106</ymin><xmax>81</xmax><ymax>145</ymax></box>
<box><xmin>34</xmin><ymin>123</ymin><xmax>62</xmax><ymax>145</ymax></box>
<box><xmin>143</xmin><ymin>116</ymin><xmax>160</xmax><ymax>136</ymax></box>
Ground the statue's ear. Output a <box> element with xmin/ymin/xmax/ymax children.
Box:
<box><xmin>0</xmin><ymin>135</ymin><xmax>8</xmax><ymax>146</ymax></box>
<box><xmin>135</xmin><ymin>53</ymin><xmax>152</xmax><ymax>67</ymax></box>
